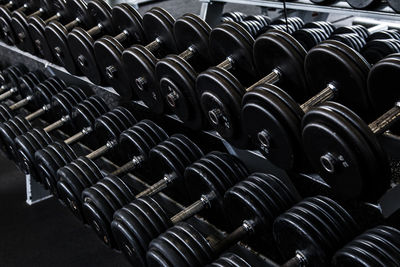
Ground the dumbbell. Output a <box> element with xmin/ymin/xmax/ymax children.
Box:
<box><xmin>273</xmin><ymin>196</ymin><xmax>359</xmax><ymax>266</ymax></box>
<box><xmin>221</xmin><ymin>12</ymin><xmax>246</xmax><ymax>23</ymax></box>
<box><xmin>0</xmin><ymin>70</ymin><xmax>44</xmax><ymax>102</ymax></box>
<box><xmin>207</xmin><ymin>253</ymin><xmax>252</xmax><ymax>267</ymax></box>
<box><xmin>33</xmin><ymin>96</ymin><xmax>110</xmax><ymax>190</ymax></box>
<box><xmin>332</xmin><ymin>225</ymin><xmax>400</xmax><ymax>266</ymax></box>
<box><xmin>0</xmin><ymin>76</ymin><xmax>66</xmax><ymax>124</ymax></box>
<box><xmin>81</xmin><ymin>132</ymin><xmax>205</xmax><ymax>248</ymax></box>
<box><xmin>0</xmin><ymin>0</ymin><xmax>40</xmax><ymax>44</ymax></box>
<box><xmin>0</xmin><ymin>64</ymin><xmax>29</xmax><ymax>94</ymax></box>
<box><xmin>237</xmin><ymin>15</ymin><xmax>271</xmax><ymax>38</ymax></box>
<box><xmin>111</xmin><ymin>151</ymin><xmax>247</xmax><ymax>265</ymax></box>
<box><xmin>121</xmin><ymin>7</ymin><xmax>177</xmax><ymax>109</ymax></box>
<box><xmin>92</xmin><ymin>3</ymin><xmax>146</xmax><ymax>94</ymax></box>
<box><xmin>242</xmin><ymin>39</ymin><xmax>372</xmax><ymax>171</ymax></box>
<box><xmin>143</xmin><ymin>173</ymin><xmax>296</xmax><ymax>266</ymax></box>
<box><xmin>195</xmin><ymin>22</ymin><xmax>258</xmax><ymax>149</ymax></box>
<box><xmin>388</xmin><ymin>0</ymin><xmax>400</xmax><ymax>13</ymax></box>
<box><xmin>44</xmin><ymin>0</ymin><xmax>92</xmax><ymax>74</ymax></box>
<box><xmin>3</xmin><ymin>86</ymin><xmax>90</xmax><ymax>164</ymax></box>
<box><xmin>10</xmin><ymin>0</ymin><xmax>57</xmax><ymax>54</ymax></box>
<box><xmin>346</xmin><ymin>0</ymin><xmax>382</xmax><ymax>10</ymax></box>
<box><xmin>68</xmin><ymin>0</ymin><xmax>114</xmax><ymax>85</ymax></box>
<box><xmin>300</xmin><ymin>54</ymin><xmax>400</xmax><ymax>200</ymax></box>
<box><xmin>155</xmin><ymin>14</ymin><xmax>212</xmax><ymax>130</ymax></box>
<box><xmin>198</xmin><ymin>20</ymin><xmax>333</xmax><ymax>153</ymax></box>
<box><xmin>28</xmin><ymin>0</ymin><xmax>72</xmax><ymax>61</ymax></box>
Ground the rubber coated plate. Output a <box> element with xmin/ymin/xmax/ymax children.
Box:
<box><xmin>11</xmin><ymin>11</ymin><xmax>36</xmax><ymax>53</ymax></box>
<box><xmin>111</xmin><ymin>4</ymin><xmax>145</xmax><ymax>44</ymax></box>
<box><xmin>28</xmin><ymin>16</ymin><xmax>54</xmax><ymax>60</ymax></box>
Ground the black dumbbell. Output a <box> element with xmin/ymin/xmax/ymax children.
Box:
<box><xmin>2</xmin><ymin>86</ymin><xmax>90</xmax><ymax>162</ymax></box>
<box><xmin>145</xmin><ymin>173</ymin><xmax>296</xmax><ymax>266</ymax></box>
<box><xmin>332</xmin><ymin>225</ymin><xmax>400</xmax><ymax>266</ymax></box>
<box><xmin>10</xmin><ymin>0</ymin><xmax>58</xmax><ymax>54</ymax></box>
<box><xmin>273</xmin><ymin>196</ymin><xmax>359</xmax><ymax>266</ymax></box>
<box><xmin>242</xmin><ymin>39</ymin><xmax>372</xmax><ymax>171</ymax></box>
<box><xmin>0</xmin><ymin>64</ymin><xmax>29</xmax><ymax>94</ymax></box>
<box><xmin>346</xmin><ymin>0</ymin><xmax>382</xmax><ymax>10</ymax></box>
<box><xmin>0</xmin><ymin>0</ymin><xmax>40</xmax><ymax>44</ymax></box>
<box><xmin>0</xmin><ymin>76</ymin><xmax>66</xmax><ymax>123</ymax></box>
<box><xmin>27</xmin><ymin>0</ymin><xmax>72</xmax><ymax>61</ymax></box>
<box><xmin>300</xmin><ymin>54</ymin><xmax>400</xmax><ymax>200</ymax></box>
<box><xmin>33</xmin><ymin>96</ymin><xmax>110</xmax><ymax>190</ymax></box>
<box><xmin>388</xmin><ymin>0</ymin><xmax>400</xmax><ymax>13</ymax></box>
<box><xmin>81</xmin><ymin>132</ymin><xmax>204</xmax><ymax>248</ymax></box>
<box><xmin>68</xmin><ymin>0</ymin><xmax>114</xmax><ymax>85</ymax></box>
<box><xmin>195</xmin><ymin>22</ymin><xmax>258</xmax><ymax>149</ymax></box>
<box><xmin>44</xmin><ymin>0</ymin><xmax>92</xmax><ymax>74</ymax></box>
<box><xmin>121</xmin><ymin>7</ymin><xmax>177</xmax><ymax>107</ymax></box>
<box><xmin>93</xmin><ymin>3</ymin><xmax>146</xmax><ymax>93</ymax></box>
<box><xmin>197</xmin><ymin>20</ymin><xmax>332</xmax><ymax>153</ymax></box>
<box><xmin>221</xmin><ymin>12</ymin><xmax>246</xmax><ymax>23</ymax></box>
<box><xmin>111</xmin><ymin>151</ymin><xmax>247</xmax><ymax>266</ymax></box>
<box><xmin>17</xmin><ymin>104</ymin><xmax>131</xmax><ymax>188</ymax></box>
<box><xmin>155</xmin><ymin>14</ymin><xmax>212</xmax><ymax>130</ymax></box>
<box><xmin>0</xmin><ymin>70</ymin><xmax>44</xmax><ymax>102</ymax></box>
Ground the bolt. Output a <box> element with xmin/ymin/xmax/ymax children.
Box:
<box><xmin>320</xmin><ymin>152</ymin><xmax>338</xmax><ymax>174</ymax></box>
<box><xmin>135</xmin><ymin>77</ymin><xmax>146</xmax><ymax>91</ymax></box>
<box><xmin>208</xmin><ymin>108</ymin><xmax>223</xmax><ymax>126</ymax></box>
<box><xmin>257</xmin><ymin>130</ymin><xmax>271</xmax><ymax>149</ymax></box>
<box><xmin>106</xmin><ymin>65</ymin><xmax>117</xmax><ymax>79</ymax></box>
<box><xmin>77</xmin><ymin>55</ymin><xmax>87</xmax><ymax>67</ymax></box>
<box><xmin>166</xmin><ymin>89</ymin><xmax>179</xmax><ymax>108</ymax></box>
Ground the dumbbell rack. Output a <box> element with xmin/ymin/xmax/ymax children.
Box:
<box><xmin>199</xmin><ymin>0</ymin><xmax>400</xmax><ymax>27</ymax></box>
<box><xmin>2</xmin><ymin>25</ymin><xmax>400</xmax><ymax>263</ymax></box>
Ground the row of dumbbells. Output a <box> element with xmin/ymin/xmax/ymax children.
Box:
<box><xmin>286</xmin><ymin>0</ymin><xmax>400</xmax><ymax>13</ymax></box>
<box><xmin>0</xmin><ymin>66</ymin><xmax>398</xmax><ymax>267</ymax></box>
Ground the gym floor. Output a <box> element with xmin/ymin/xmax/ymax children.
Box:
<box><xmin>0</xmin><ymin>1</ymin><xmax>349</xmax><ymax>266</ymax></box>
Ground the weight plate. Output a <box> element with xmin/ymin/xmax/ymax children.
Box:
<box><xmin>11</xmin><ymin>11</ymin><xmax>36</xmax><ymax>53</ymax></box>
<box><xmin>346</xmin><ymin>0</ymin><xmax>381</xmax><ymax>9</ymax></box>
<box><xmin>123</xmin><ymin>45</ymin><xmax>162</xmax><ymax>112</ymax></box>
<box><xmin>111</xmin><ymin>4</ymin><xmax>145</xmax><ymax>45</ymax></box>
<box><xmin>209</xmin><ymin>253</ymin><xmax>251</xmax><ymax>267</ymax></box>
<box><xmin>28</xmin><ymin>15</ymin><xmax>55</xmax><ymax>61</ymax></box>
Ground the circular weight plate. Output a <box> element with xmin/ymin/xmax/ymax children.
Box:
<box><xmin>87</xmin><ymin>0</ymin><xmax>112</xmax><ymax>30</ymax></box>
<box><xmin>388</xmin><ymin>0</ymin><xmax>400</xmax><ymax>12</ymax></box>
<box><xmin>305</xmin><ymin>40</ymin><xmax>371</xmax><ymax>118</ymax></box>
<box><xmin>45</xmin><ymin>21</ymin><xmax>81</xmax><ymax>74</ymax></box>
<box><xmin>143</xmin><ymin>8</ymin><xmax>176</xmax><ymax>54</ymax></box>
<box><xmin>368</xmin><ymin>56</ymin><xmax>400</xmax><ymax>115</ymax></box>
<box><xmin>209</xmin><ymin>22</ymin><xmax>255</xmax><ymax>80</ymax></box>
<box><xmin>0</xmin><ymin>8</ymin><xmax>17</xmax><ymax>44</ymax></box>
<box><xmin>242</xmin><ymin>84</ymin><xmax>304</xmax><ymax>170</ymax></box>
<box><xmin>69</xmin><ymin>27</ymin><xmax>104</xmax><ymax>84</ymax></box>
<box><xmin>28</xmin><ymin>16</ymin><xmax>54</xmax><ymax>61</ymax></box>
<box><xmin>302</xmin><ymin>102</ymin><xmax>389</xmax><ymax>200</ymax></box>
<box><xmin>11</xmin><ymin>11</ymin><xmax>36</xmax><ymax>53</ymax></box>
<box><xmin>253</xmin><ymin>29</ymin><xmax>308</xmax><ymax>101</ymax></box>
<box><xmin>93</xmin><ymin>36</ymin><xmax>131</xmax><ymax>96</ymax></box>
<box><xmin>123</xmin><ymin>45</ymin><xmax>163</xmax><ymax>113</ymax></box>
<box><xmin>156</xmin><ymin>55</ymin><xmax>203</xmax><ymax>130</ymax></box>
<box><xmin>174</xmin><ymin>14</ymin><xmax>211</xmax><ymax>70</ymax></box>
<box><xmin>111</xmin><ymin>3</ymin><xmax>145</xmax><ymax>44</ymax></box>
<box><xmin>346</xmin><ymin>0</ymin><xmax>381</xmax><ymax>9</ymax></box>
<box><xmin>197</xmin><ymin>67</ymin><xmax>249</xmax><ymax>148</ymax></box>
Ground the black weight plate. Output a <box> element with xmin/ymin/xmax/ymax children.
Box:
<box><xmin>112</xmin><ymin>106</ymin><xmax>137</xmax><ymax>128</ymax></box>
<box><xmin>87</xmin><ymin>0</ymin><xmax>112</xmax><ymax>29</ymax></box>
<box><xmin>11</xmin><ymin>11</ymin><xmax>36</xmax><ymax>53</ymax></box>
<box><xmin>0</xmin><ymin>8</ymin><xmax>16</xmax><ymax>44</ymax></box>
<box><xmin>208</xmin><ymin>253</ymin><xmax>251</xmax><ymax>267</ymax></box>
<box><xmin>106</xmin><ymin>175</ymin><xmax>135</xmax><ymax>202</ymax></box>
<box><xmin>254</xmin><ymin>29</ymin><xmax>308</xmax><ymax>101</ymax></box>
<box><xmin>111</xmin><ymin>3</ymin><xmax>145</xmax><ymax>44</ymax></box>
<box><xmin>119</xmin><ymin>126</ymin><xmax>156</xmax><ymax>162</ymax></box>
<box><xmin>346</xmin><ymin>0</ymin><xmax>381</xmax><ymax>9</ymax></box>
<box><xmin>302</xmin><ymin>103</ymin><xmax>388</xmax><ymax>200</ymax></box>
<box><xmin>197</xmin><ymin>68</ymin><xmax>249</xmax><ymax>149</ymax></box>
<box><xmin>28</xmin><ymin>15</ymin><xmax>55</xmax><ymax>61</ymax></box>
<box><xmin>0</xmin><ymin>116</ymin><xmax>32</xmax><ymax>159</ymax></box>
<box><xmin>368</xmin><ymin>56</ymin><xmax>400</xmax><ymax>115</ymax></box>
<box><xmin>143</xmin><ymin>8</ymin><xmax>176</xmax><ymax>54</ymax></box>
<box><xmin>242</xmin><ymin>84</ymin><xmax>303</xmax><ymax>170</ymax></box>
<box><xmin>305</xmin><ymin>40</ymin><xmax>371</xmax><ymax>118</ymax></box>
<box><xmin>174</xmin><ymin>14</ymin><xmax>211</xmax><ymax>67</ymax></box>
<box><xmin>0</xmin><ymin>103</ymin><xmax>13</xmax><ymax>122</ymax></box>
<box><xmin>209</xmin><ymin>22</ymin><xmax>254</xmax><ymax>79</ymax></box>
<box><xmin>156</xmin><ymin>55</ymin><xmax>203</xmax><ymax>130</ymax></box>
<box><xmin>123</xmin><ymin>45</ymin><xmax>163</xmax><ymax>113</ymax></box>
